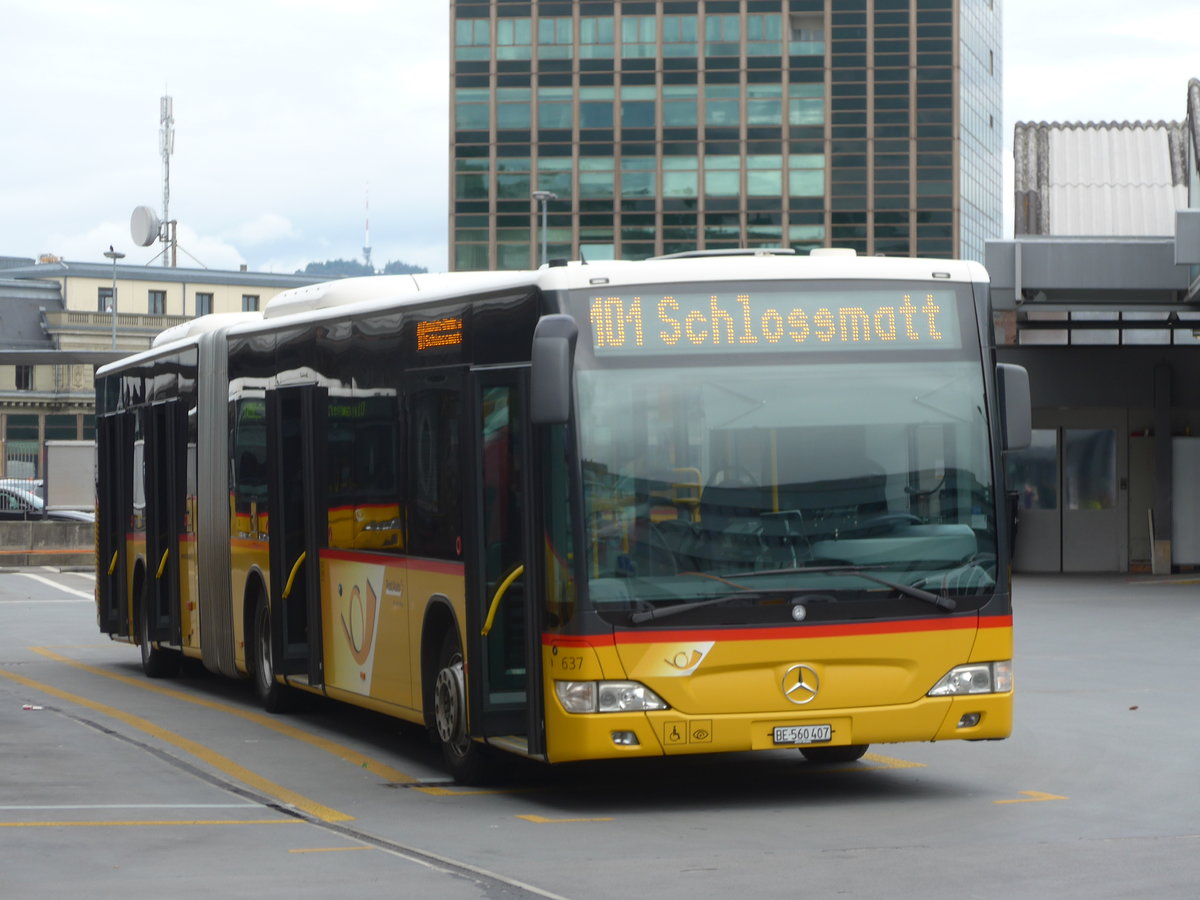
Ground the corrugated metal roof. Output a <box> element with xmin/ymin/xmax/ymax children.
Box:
<box><xmin>1013</xmin><ymin>121</ymin><xmax>1187</xmax><ymax>237</ymax></box>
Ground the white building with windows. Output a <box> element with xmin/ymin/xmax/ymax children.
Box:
<box><xmin>0</xmin><ymin>256</ymin><xmax>317</xmax><ymax>478</ymax></box>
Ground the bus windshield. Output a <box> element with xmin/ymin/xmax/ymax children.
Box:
<box><xmin>572</xmin><ymin>283</ymin><xmax>996</xmax><ymax>623</ymax></box>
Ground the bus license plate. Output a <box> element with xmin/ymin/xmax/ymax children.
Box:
<box><xmin>773</xmin><ymin>724</ymin><xmax>832</xmax><ymax>745</ymax></box>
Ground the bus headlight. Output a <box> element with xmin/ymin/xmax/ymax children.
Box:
<box><xmin>555</xmin><ymin>680</ymin><xmax>669</xmax><ymax>713</ymax></box>
<box><xmin>927</xmin><ymin>660</ymin><xmax>1012</xmax><ymax>696</ymax></box>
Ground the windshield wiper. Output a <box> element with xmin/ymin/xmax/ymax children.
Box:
<box><xmin>737</xmin><ymin>565</ymin><xmax>956</xmax><ymax>612</ymax></box>
<box><xmin>629</xmin><ymin>591</ymin><xmax>763</xmax><ymax>624</ymax></box>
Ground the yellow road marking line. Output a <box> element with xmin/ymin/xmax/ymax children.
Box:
<box><xmin>516</xmin><ymin>814</ymin><xmax>614</xmax><ymax>824</ymax></box>
<box><xmin>0</xmin><ymin>819</ymin><xmax>300</xmax><ymax>828</ymax></box>
<box><xmin>860</xmin><ymin>752</ymin><xmax>927</xmax><ymax>769</ymax></box>
<box><xmin>31</xmin><ymin>646</ymin><xmax>418</xmax><ymax>784</ymax></box>
<box><xmin>0</xmin><ymin>667</ymin><xmax>352</xmax><ymax>823</ymax></box>
<box><xmin>413</xmin><ymin>785</ymin><xmax>533</xmax><ymax>797</ymax></box>
<box><xmin>994</xmin><ymin>790</ymin><xmax>1068</xmax><ymax>804</ymax></box>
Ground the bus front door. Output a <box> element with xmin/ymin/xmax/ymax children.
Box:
<box><xmin>97</xmin><ymin>411</ymin><xmax>135</xmax><ymax>636</ymax></box>
<box><xmin>143</xmin><ymin>399</ymin><xmax>186</xmax><ymax>646</ymax></box>
<box><xmin>468</xmin><ymin>371</ymin><xmax>543</xmax><ymax>758</ymax></box>
<box><xmin>266</xmin><ymin>384</ymin><xmax>327</xmax><ymax>686</ymax></box>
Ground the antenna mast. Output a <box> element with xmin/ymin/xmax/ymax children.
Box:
<box><xmin>363</xmin><ymin>185</ymin><xmax>373</xmax><ymax>272</ymax></box>
<box><xmin>160</xmin><ymin>95</ymin><xmax>176</xmax><ymax>266</ymax></box>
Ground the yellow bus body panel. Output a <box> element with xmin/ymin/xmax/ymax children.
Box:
<box><xmin>542</xmin><ymin>617</ymin><xmax>1012</xmax><ymax>764</ymax></box>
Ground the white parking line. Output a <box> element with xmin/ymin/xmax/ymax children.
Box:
<box><xmin>12</xmin><ymin>572</ymin><xmax>94</xmax><ymax>601</ymax></box>
<box><xmin>0</xmin><ymin>804</ymin><xmax>262</xmax><ymax>811</ymax></box>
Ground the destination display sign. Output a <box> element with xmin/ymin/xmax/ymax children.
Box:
<box><xmin>587</xmin><ymin>287</ymin><xmax>963</xmax><ymax>355</ymax></box>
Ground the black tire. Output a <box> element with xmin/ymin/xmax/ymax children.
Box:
<box><xmin>139</xmin><ymin>595</ymin><xmax>180</xmax><ymax>679</ymax></box>
<box><xmin>800</xmin><ymin>744</ymin><xmax>869</xmax><ymax>764</ymax></box>
<box><xmin>432</xmin><ymin>629</ymin><xmax>490</xmax><ymax>784</ymax></box>
<box><xmin>252</xmin><ymin>593</ymin><xmax>295</xmax><ymax>713</ymax></box>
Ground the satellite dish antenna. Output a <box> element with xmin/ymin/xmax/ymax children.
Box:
<box><xmin>131</xmin><ymin>205</ymin><xmax>162</xmax><ymax>247</ymax></box>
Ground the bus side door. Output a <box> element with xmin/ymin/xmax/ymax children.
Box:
<box><xmin>266</xmin><ymin>383</ymin><xmax>327</xmax><ymax>687</ymax></box>
<box><xmin>97</xmin><ymin>410</ymin><xmax>135</xmax><ymax>636</ymax></box>
<box><xmin>143</xmin><ymin>399</ymin><xmax>186</xmax><ymax>645</ymax></box>
<box><xmin>467</xmin><ymin>369</ymin><xmax>544</xmax><ymax>757</ymax></box>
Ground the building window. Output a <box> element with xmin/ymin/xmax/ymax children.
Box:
<box><xmin>705</xmin><ymin>84</ymin><xmax>741</xmax><ymax>127</ymax></box>
<box><xmin>579</xmin><ymin>86</ymin><xmax>615</xmax><ymax>130</ymax></box>
<box><xmin>663</xmin><ymin>85</ymin><xmax>699</xmax><ymax>127</ymax></box>
<box><xmin>538</xmin><ymin>86</ymin><xmax>573</xmax><ymax>129</ymax></box>
<box><xmin>620</xmin><ymin>86</ymin><xmax>656</xmax><ymax>129</ymax></box>
<box><xmin>242</xmin><ymin>295</ymin><xmax>260</xmax><ymax>312</ymax></box>
<box><xmin>662</xmin><ymin>15</ymin><xmax>698</xmax><ymax>57</ymax></box>
<box><xmin>746</xmin><ymin>14</ymin><xmax>783</xmax><ymax>57</ymax></box>
<box><xmin>46</xmin><ymin>414</ymin><xmax>77</xmax><ymax>440</ymax></box>
<box><xmin>496</xmin><ymin>88</ymin><xmax>531</xmax><ymax>130</ymax></box>
<box><xmin>538</xmin><ymin>17</ymin><xmax>573</xmax><ymax>60</ymax></box>
<box><xmin>789</xmin><ymin>14</ymin><xmax>824</xmax><ymax>55</ymax></box>
<box><xmin>705</xmin><ymin>14</ymin><xmax>741</xmax><ymax>57</ymax></box>
<box><xmin>195</xmin><ymin>292</ymin><xmax>213</xmax><ymax>316</ymax></box>
<box><xmin>537</xmin><ymin>157</ymin><xmax>573</xmax><ymax>199</ymax></box>
<box><xmin>495</xmin><ymin>17</ymin><xmax>532</xmax><ymax>61</ymax></box>
<box><xmin>621</xmin><ymin>15</ymin><xmax>657</xmax><ymax>59</ymax></box>
<box><xmin>149</xmin><ymin>289</ymin><xmax>166</xmax><ymax>315</ymax></box>
<box><xmin>579</xmin><ymin>16</ymin><xmax>614</xmax><ymax>59</ymax></box>
<box><xmin>98</xmin><ymin>286</ymin><xmax>113</xmax><ymax>312</ymax></box>
<box><xmin>454</xmin><ymin>19</ymin><xmax>490</xmax><ymax>61</ymax></box>
<box><xmin>15</xmin><ymin>365</ymin><xmax>33</xmax><ymax>391</ymax></box>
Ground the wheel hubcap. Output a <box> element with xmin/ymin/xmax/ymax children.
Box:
<box><xmin>434</xmin><ymin>656</ymin><xmax>467</xmax><ymax>752</ymax></box>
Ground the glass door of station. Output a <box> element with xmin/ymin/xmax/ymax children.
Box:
<box><xmin>1007</xmin><ymin>411</ymin><xmax>1127</xmax><ymax>572</ymax></box>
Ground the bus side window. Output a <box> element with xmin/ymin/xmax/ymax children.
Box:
<box><xmin>408</xmin><ymin>388</ymin><xmax>463</xmax><ymax>559</ymax></box>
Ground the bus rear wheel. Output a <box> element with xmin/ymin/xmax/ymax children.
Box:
<box><xmin>138</xmin><ymin>597</ymin><xmax>179</xmax><ymax>678</ymax></box>
<box><xmin>252</xmin><ymin>594</ymin><xmax>295</xmax><ymax>713</ymax></box>
<box><xmin>433</xmin><ymin>630</ymin><xmax>490</xmax><ymax>784</ymax></box>
<box><xmin>800</xmin><ymin>744</ymin><xmax>869</xmax><ymax>764</ymax></box>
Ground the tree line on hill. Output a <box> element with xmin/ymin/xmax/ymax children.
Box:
<box><xmin>297</xmin><ymin>259</ymin><xmax>427</xmax><ymax>278</ymax></box>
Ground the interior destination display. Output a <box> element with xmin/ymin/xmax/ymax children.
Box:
<box><xmin>589</xmin><ymin>288</ymin><xmax>962</xmax><ymax>355</ymax></box>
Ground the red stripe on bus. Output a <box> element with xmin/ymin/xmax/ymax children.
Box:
<box><xmin>319</xmin><ymin>547</ymin><xmax>465</xmax><ymax>575</ymax></box>
<box><xmin>543</xmin><ymin>614</ymin><xmax>1011</xmax><ymax>646</ymax></box>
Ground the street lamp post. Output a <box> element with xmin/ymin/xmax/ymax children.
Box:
<box><xmin>103</xmin><ymin>247</ymin><xmax>125</xmax><ymax>350</ymax></box>
<box><xmin>531</xmin><ymin>191</ymin><xmax>558</xmax><ymax>267</ymax></box>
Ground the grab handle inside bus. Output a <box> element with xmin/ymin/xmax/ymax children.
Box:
<box><xmin>481</xmin><ymin>564</ymin><xmax>525</xmax><ymax>637</ymax></box>
<box><xmin>155</xmin><ymin>549</ymin><xmax>169</xmax><ymax>579</ymax></box>
<box><xmin>531</xmin><ymin>314</ymin><xmax>578</xmax><ymax>425</ymax></box>
<box><xmin>282</xmin><ymin>551</ymin><xmax>307</xmax><ymax>600</ymax></box>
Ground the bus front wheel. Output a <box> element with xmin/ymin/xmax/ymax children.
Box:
<box><xmin>800</xmin><ymin>744</ymin><xmax>869</xmax><ymax>764</ymax></box>
<box><xmin>433</xmin><ymin>630</ymin><xmax>490</xmax><ymax>784</ymax></box>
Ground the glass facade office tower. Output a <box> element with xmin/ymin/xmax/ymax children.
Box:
<box><xmin>450</xmin><ymin>0</ymin><xmax>1001</xmax><ymax>270</ymax></box>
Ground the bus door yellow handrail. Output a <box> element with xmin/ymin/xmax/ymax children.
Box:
<box><xmin>155</xmin><ymin>549</ymin><xmax>169</xmax><ymax>579</ymax></box>
<box><xmin>108</xmin><ymin>550</ymin><xmax>119</xmax><ymax>576</ymax></box>
<box><xmin>282</xmin><ymin>551</ymin><xmax>307</xmax><ymax>600</ymax></box>
<box><xmin>481</xmin><ymin>564</ymin><xmax>525</xmax><ymax>637</ymax></box>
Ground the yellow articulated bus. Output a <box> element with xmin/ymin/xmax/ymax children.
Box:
<box><xmin>95</xmin><ymin>249</ymin><xmax>1030</xmax><ymax>783</ymax></box>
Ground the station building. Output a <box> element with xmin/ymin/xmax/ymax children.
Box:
<box><xmin>989</xmin><ymin>89</ymin><xmax>1200</xmax><ymax>573</ymax></box>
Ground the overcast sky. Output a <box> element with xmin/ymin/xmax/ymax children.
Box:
<box><xmin>2</xmin><ymin>0</ymin><xmax>1198</xmax><ymax>275</ymax></box>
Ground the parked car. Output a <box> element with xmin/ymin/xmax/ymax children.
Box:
<box><xmin>0</xmin><ymin>485</ymin><xmax>93</xmax><ymax>522</ymax></box>
<box><xmin>0</xmin><ymin>478</ymin><xmax>44</xmax><ymax>499</ymax></box>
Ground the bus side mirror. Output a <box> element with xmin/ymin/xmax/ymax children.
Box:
<box><xmin>997</xmin><ymin>363</ymin><xmax>1031</xmax><ymax>451</ymax></box>
<box><xmin>531</xmin><ymin>314</ymin><xmax>578</xmax><ymax>425</ymax></box>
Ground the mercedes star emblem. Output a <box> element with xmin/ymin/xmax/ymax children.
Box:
<box><xmin>782</xmin><ymin>664</ymin><xmax>820</xmax><ymax>704</ymax></box>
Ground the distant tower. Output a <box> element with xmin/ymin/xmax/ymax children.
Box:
<box><xmin>363</xmin><ymin>186</ymin><xmax>373</xmax><ymax>272</ymax></box>
<box><xmin>160</xmin><ymin>95</ymin><xmax>175</xmax><ymax>267</ymax></box>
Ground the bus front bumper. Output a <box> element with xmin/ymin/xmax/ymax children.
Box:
<box><xmin>542</xmin><ymin>691</ymin><xmax>1012</xmax><ymax>764</ymax></box>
